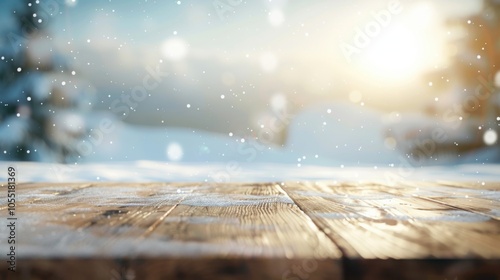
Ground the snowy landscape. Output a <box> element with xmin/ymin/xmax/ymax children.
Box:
<box><xmin>1</xmin><ymin>0</ymin><xmax>500</xmax><ymax>182</ymax></box>
<box><xmin>1</xmin><ymin>2</ymin><xmax>500</xmax><ymax>280</ymax></box>
<box><xmin>2</xmin><ymin>103</ymin><xmax>500</xmax><ymax>183</ymax></box>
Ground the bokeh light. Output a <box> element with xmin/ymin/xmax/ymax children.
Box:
<box><xmin>166</xmin><ymin>142</ymin><xmax>184</xmax><ymax>161</ymax></box>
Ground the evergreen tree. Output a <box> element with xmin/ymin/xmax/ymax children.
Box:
<box><xmin>434</xmin><ymin>0</ymin><xmax>500</xmax><ymax>152</ymax></box>
<box><xmin>0</xmin><ymin>0</ymin><xmax>92</xmax><ymax>162</ymax></box>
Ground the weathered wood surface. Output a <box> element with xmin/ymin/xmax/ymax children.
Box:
<box><xmin>283</xmin><ymin>181</ymin><xmax>500</xmax><ymax>259</ymax></box>
<box><xmin>0</xmin><ymin>181</ymin><xmax>499</xmax><ymax>279</ymax></box>
<box><xmin>0</xmin><ymin>182</ymin><xmax>341</xmax><ymax>280</ymax></box>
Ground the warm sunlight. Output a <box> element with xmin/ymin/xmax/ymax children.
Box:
<box><xmin>161</xmin><ymin>37</ymin><xmax>189</xmax><ymax>61</ymax></box>
<box><xmin>359</xmin><ymin>2</ymin><xmax>446</xmax><ymax>82</ymax></box>
<box><xmin>363</xmin><ymin>25</ymin><xmax>421</xmax><ymax>79</ymax></box>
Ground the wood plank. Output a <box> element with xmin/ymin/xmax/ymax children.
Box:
<box><xmin>381</xmin><ymin>181</ymin><xmax>500</xmax><ymax>220</ymax></box>
<box><xmin>0</xmin><ymin>182</ymin><xmax>342</xmax><ymax>279</ymax></box>
<box><xmin>282</xmin><ymin>181</ymin><xmax>500</xmax><ymax>279</ymax></box>
<box><xmin>282</xmin><ymin>181</ymin><xmax>500</xmax><ymax>259</ymax></box>
<box><xmin>436</xmin><ymin>181</ymin><xmax>500</xmax><ymax>191</ymax></box>
<box><xmin>2</xmin><ymin>181</ymin><xmax>499</xmax><ymax>279</ymax></box>
<box><xmin>433</xmin><ymin>181</ymin><xmax>500</xmax><ymax>220</ymax></box>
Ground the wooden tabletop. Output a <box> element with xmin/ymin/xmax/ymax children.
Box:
<box><xmin>1</xmin><ymin>181</ymin><xmax>499</xmax><ymax>279</ymax></box>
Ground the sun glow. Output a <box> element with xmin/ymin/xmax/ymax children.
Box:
<box><xmin>359</xmin><ymin>2</ymin><xmax>445</xmax><ymax>82</ymax></box>
<box><xmin>161</xmin><ymin>37</ymin><xmax>188</xmax><ymax>61</ymax></box>
<box><xmin>364</xmin><ymin>26</ymin><xmax>420</xmax><ymax>79</ymax></box>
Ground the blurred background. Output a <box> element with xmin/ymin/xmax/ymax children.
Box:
<box><xmin>0</xmin><ymin>0</ymin><xmax>499</xmax><ymax>166</ymax></box>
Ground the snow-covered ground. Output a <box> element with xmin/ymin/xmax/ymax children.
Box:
<box><xmin>2</xmin><ymin>161</ymin><xmax>500</xmax><ymax>183</ymax></box>
<box><xmin>1</xmin><ymin>103</ymin><xmax>499</xmax><ymax>183</ymax></box>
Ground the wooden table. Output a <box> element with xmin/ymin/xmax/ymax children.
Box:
<box><xmin>1</xmin><ymin>181</ymin><xmax>499</xmax><ymax>279</ymax></box>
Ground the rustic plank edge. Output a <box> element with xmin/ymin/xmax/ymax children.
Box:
<box><xmin>0</xmin><ymin>257</ymin><xmax>342</xmax><ymax>280</ymax></box>
<box><xmin>343</xmin><ymin>258</ymin><xmax>500</xmax><ymax>280</ymax></box>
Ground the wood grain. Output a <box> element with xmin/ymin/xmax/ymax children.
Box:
<box><xmin>1</xmin><ymin>181</ymin><xmax>499</xmax><ymax>279</ymax></box>
<box><xmin>0</xmin><ymin>182</ymin><xmax>342</xmax><ymax>279</ymax></box>
<box><xmin>282</xmin><ymin>181</ymin><xmax>500</xmax><ymax>259</ymax></box>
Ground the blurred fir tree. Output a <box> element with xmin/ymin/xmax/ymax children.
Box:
<box><xmin>385</xmin><ymin>0</ymin><xmax>500</xmax><ymax>163</ymax></box>
<box><xmin>439</xmin><ymin>0</ymin><xmax>500</xmax><ymax>151</ymax></box>
<box><xmin>417</xmin><ymin>0</ymin><xmax>500</xmax><ymax>154</ymax></box>
<box><xmin>0</xmin><ymin>0</ymin><xmax>93</xmax><ymax>162</ymax></box>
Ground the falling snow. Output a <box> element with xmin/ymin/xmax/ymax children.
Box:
<box><xmin>0</xmin><ymin>0</ymin><xmax>498</xmax><ymax>179</ymax></box>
